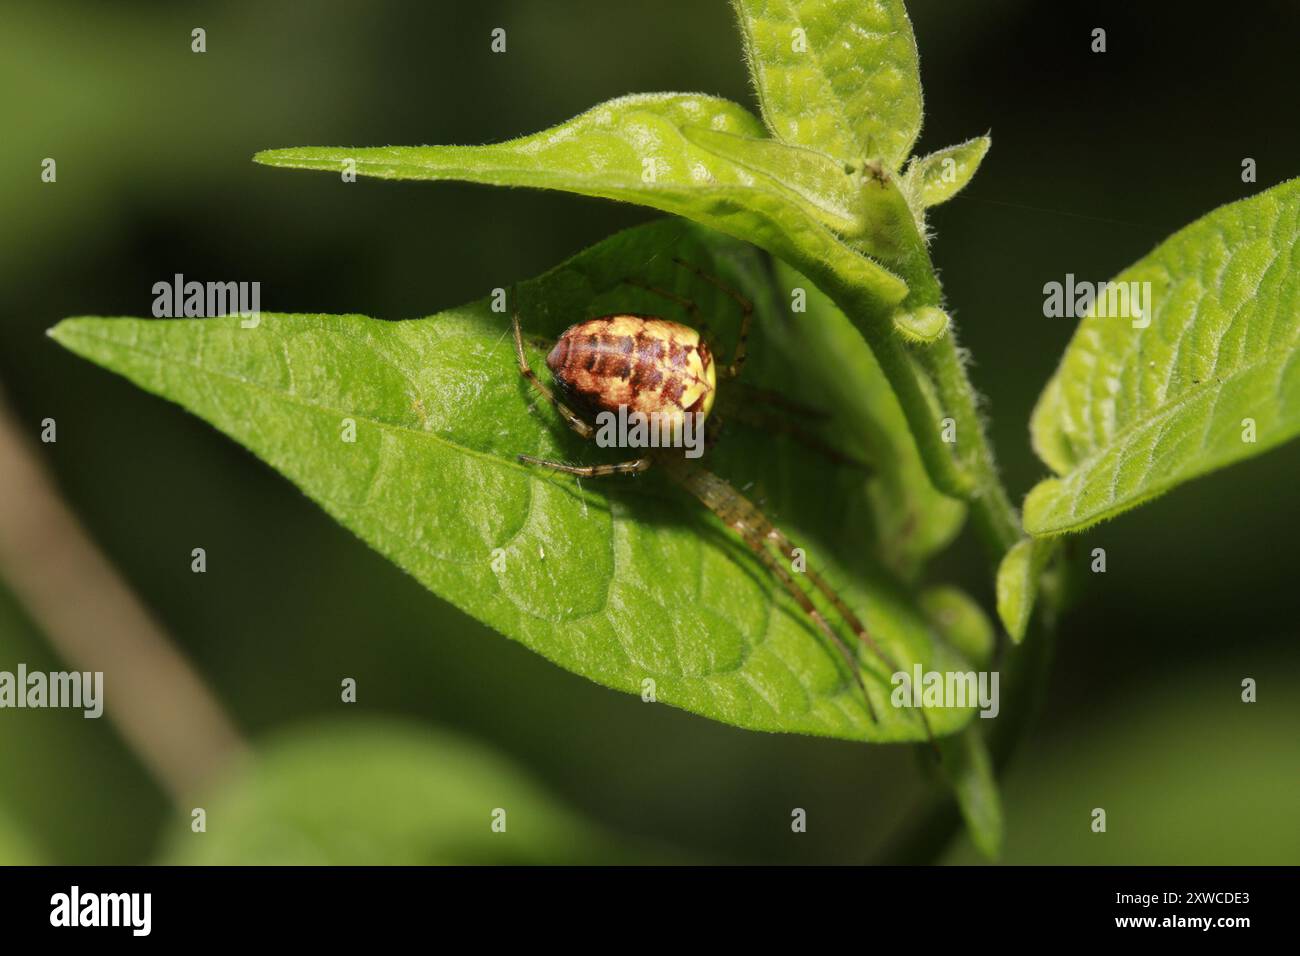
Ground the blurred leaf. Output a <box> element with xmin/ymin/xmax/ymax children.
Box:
<box><xmin>730</xmin><ymin>0</ymin><xmax>923</xmax><ymax>170</ymax></box>
<box><xmin>1026</xmin><ymin>178</ymin><xmax>1300</xmax><ymax>534</ymax></box>
<box><xmin>255</xmin><ymin>92</ymin><xmax>908</xmax><ymax>308</ymax></box>
<box><xmin>770</xmin><ymin>260</ymin><xmax>965</xmax><ymax>578</ymax></box>
<box><xmin>920</xmin><ymin>586</ymin><xmax>994</xmax><ymax>668</ymax></box>
<box><xmin>903</xmin><ymin>136</ymin><xmax>991</xmax><ymax>209</ymax></box>
<box><xmin>944</xmin><ymin>666</ymin><xmax>1300</xmax><ymax>865</ymax></box>
<box><xmin>937</xmin><ymin>727</ymin><xmax>1002</xmax><ymax>859</ymax></box>
<box><xmin>0</xmin><ymin>801</ymin><xmax>44</xmax><ymax>865</ymax></box>
<box><xmin>164</xmin><ymin>720</ymin><xmax>636</xmax><ymax>865</ymax></box>
<box><xmin>995</xmin><ymin>537</ymin><xmax>1058</xmax><ymax>643</ymax></box>
<box><xmin>51</xmin><ymin>221</ymin><xmax>976</xmax><ymax>743</ymax></box>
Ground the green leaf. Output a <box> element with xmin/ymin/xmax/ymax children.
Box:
<box><xmin>676</xmin><ymin>125</ymin><xmax>864</xmax><ymax>237</ymax></box>
<box><xmin>255</xmin><ymin>92</ymin><xmax>908</xmax><ymax>309</ymax></box>
<box><xmin>892</xmin><ymin>306</ymin><xmax>950</xmax><ymax>344</ymax></box>
<box><xmin>163</xmin><ymin>720</ymin><xmax>637</xmax><ymax>864</ymax></box>
<box><xmin>0</xmin><ymin>801</ymin><xmax>45</xmax><ymax>865</ymax></box>
<box><xmin>255</xmin><ymin>89</ymin><xmax>1011</xmax><ymax>529</ymax></box>
<box><xmin>770</xmin><ymin>260</ymin><xmax>965</xmax><ymax>578</ymax></box>
<box><xmin>51</xmin><ymin>221</ymin><xmax>975</xmax><ymax>743</ymax></box>
<box><xmin>903</xmin><ymin>135</ymin><xmax>991</xmax><ymax>209</ymax></box>
<box><xmin>731</xmin><ymin>0</ymin><xmax>923</xmax><ymax>170</ymax></box>
<box><xmin>678</xmin><ymin>125</ymin><xmax>918</xmax><ymax>263</ymax></box>
<box><xmin>1026</xmin><ymin>178</ymin><xmax>1300</xmax><ymax>535</ymax></box>
<box><xmin>995</xmin><ymin>537</ymin><xmax>1058</xmax><ymax>643</ymax></box>
<box><xmin>937</xmin><ymin>727</ymin><xmax>1002</xmax><ymax>859</ymax></box>
<box><xmin>919</xmin><ymin>586</ymin><xmax>994</xmax><ymax>668</ymax></box>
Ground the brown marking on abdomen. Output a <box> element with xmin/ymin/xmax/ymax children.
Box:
<box><xmin>546</xmin><ymin>314</ymin><xmax>714</xmax><ymax>420</ymax></box>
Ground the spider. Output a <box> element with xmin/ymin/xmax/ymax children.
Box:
<box><xmin>510</xmin><ymin>258</ymin><xmax>918</xmax><ymax>730</ymax></box>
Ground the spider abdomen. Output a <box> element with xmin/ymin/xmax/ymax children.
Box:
<box><xmin>546</xmin><ymin>314</ymin><xmax>716</xmax><ymax>425</ymax></box>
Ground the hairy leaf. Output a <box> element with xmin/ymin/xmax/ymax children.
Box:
<box><xmin>995</xmin><ymin>537</ymin><xmax>1058</xmax><ymax>643</ymax></box>
<box><xmin>164</xmin><ymin>720</ymin><xmax>637</xmax><ymax>864</ymax></box>
<box><xmin>677</xmin><ymin>125</ymin><xmax>864</xmax><ymax>236</ymax></box>
<box><xmin>51</xmin><ymin>221</ymin><xmax>975</xmax><ymax>743</ymax></box>
<box><xmin>1026</xmin><ymin>178</ymin><xmax>1300</xmax><ymax>534</ymax></box>
<box><xmin>731</xmin><ymin>0</ymin><xmax>923</xmax><ymax>170</ymax></box>
<box><xmin>903</xmin><ymin>135</ymin><xmax>991</xmax><ymax>209</ymax></box>
<box><xmin>679</xmin><ymin>125</ymin><xmax>917</xmax><ymax>263</ymax></box>
<box><xmin>893</xmin><ymin>306</ymin><xmax>950</xmax><ymax>344</ymax></box>
<box><xmin>255</xmin><ymin>93</ymin><xmax>908</xmax><ymax>308</ymax></box>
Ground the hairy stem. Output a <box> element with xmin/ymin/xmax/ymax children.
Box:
<box><xmin>803</xmin><ymin>246</ymin><xmax>1022</xmax><ymax>559</ymax></box>
<box><xmin>913</xmin><ymin>333</ymin><xmax>1022</xmax><ymax>553</ymax></box>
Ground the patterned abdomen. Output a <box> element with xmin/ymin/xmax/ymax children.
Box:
<box><xmin>546</xmin><ymin>314</ymin><xmax>716</xmax><ymax>425</ymax></box>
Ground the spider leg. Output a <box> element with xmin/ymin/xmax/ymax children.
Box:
<box><xmin>745</xmin><ymin>532</ymin><xmax>880</xmax><ymax>724</ymax></box>
<box><xmin>513</xmin><ymin>312</ymin><xmax>653</xmax><ymax>480</ymax></box>
<box><xmin>670</xmin><ymin>257</ymin><xmax>752</xmax><ymax>379</ymax></box>
<box><xmin>660</xmin><ymin>459</ymin><xmax>879</xmax><ymax>724</ymax></box>
<box><xmin>512</xmin><ymin>310</ymin><xmax>593</xmax><ymax>440</ymax></box>
<box><xmin>516</xmin><ymin>455</ymin><xmax>652</xmax><ymax>478</ymax></box>
<box><xmin>731</xmin><ymin>382</ymin><xmax>831</xmax><ymax>421</ymax></box>
<box><xmin>722</xmin><ymin>404</ymin><xmax>872</xmax><ymax>473</ymax></box>
<box><xmin>764</xmin><ymin>525</ymin><xmax>934</xmax><ymax>741</ymax></box>
<box><xmin>620</xmin><ymin>278</ymin><xmax>704</xmax><ymax>327</ymax></box>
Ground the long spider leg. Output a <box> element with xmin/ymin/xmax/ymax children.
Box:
<box><xmin>721</xmin><ymin>403</ymin><xmax>872</xmax><ymax>473</ymax></box>
<box><xmin>660</xmin><ymin>458</ymin><xmax>879</xmax><ymax>725</ymax></box>
<box><xmin>517</xmin><ymin>455</ymin><xmax>652</xmax><ymax>478</ymax></box>
<box><xmin>747</xmin><ymin>534</ymin><xmax>880</xmax><ymax>725</ymax></box>
<box><xmin>764</xmin><ymin>526</ymin><xmax>935</xmax><ymax>742</ymax></box>
<box><xmin>763</xmin><ymin>528</ymin><xmax>886</xmax><ymax>660</ymax></box>
<box><xmin>512</xmin><ymin>311</ymin><xmax>593</xmax><ymax>440</ymax></box>
<box><xmin>730</xmin><ymin>382</ymin><xmax>831</xmax><ymax>421</ymax></box>
<box><xmin>620</xmin><ymin>278</ymin><xmax>706</xmax><ymax>330</ymax></box>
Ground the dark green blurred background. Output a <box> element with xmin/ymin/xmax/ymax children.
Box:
<box><xmin>2</xmin><ymin>0</ymin><xmax>1296</xmax><ymax>865</ymax></box>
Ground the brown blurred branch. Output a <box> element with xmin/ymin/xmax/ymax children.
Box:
<box><xmin>0</xmin><ymin>390</ymin><xmax>246</xmax><ymax>804</ymax></box>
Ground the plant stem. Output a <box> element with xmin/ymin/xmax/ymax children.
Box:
<box><xmin>913</xmin><ymin>333</ymin><xmax>1022</xmax><ymax>553</ymax></box>
<box><xmin>809</xmin><ymin>217</ymin><xmax>1039</xmax><ymax>861</ymax></box>
<box><xmin>805</xmin><ymin>245</ymin><xmax>1022</xmax><ymax>560</ymax></box>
